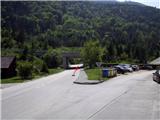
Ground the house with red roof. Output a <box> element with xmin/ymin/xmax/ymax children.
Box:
<box><xmin>1</xmin><ymin>56</ymin><xmax>17</xmax><ymax>78</ymax></box>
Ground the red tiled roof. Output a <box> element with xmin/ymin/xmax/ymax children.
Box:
<box><xmin>1</xmin><ymin>56</ymin><xmax>16</xmax><ymax>68</ymax></box>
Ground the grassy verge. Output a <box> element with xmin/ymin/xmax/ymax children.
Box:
<box><xmin>85</xmin><ymin>68</ymin><xmax>109</xmax><ymax>80</ymax></box>
<box><xmin>1</xmin><ymin>68</ymin><xmax>64</xmax><ymax>84</ymax></box>
<box><xmin>48</xmin><ymin>68</ymin><xmax>64</xmax><ymax>74</ymax></box>
<box><xmin>1</xmin><ymin>76</ymin><xmax>24</xmax><ymax>84</ymax></box>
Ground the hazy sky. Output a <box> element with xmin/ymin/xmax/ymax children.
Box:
<box><xmin>117</xmin><ymin>0</ymin><xmax>160</xmax><ymax>8</ymax></box>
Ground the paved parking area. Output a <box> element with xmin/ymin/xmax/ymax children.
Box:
<box><xmin>1</xmin><ymin>70</ymin><xmax>160</xmax><ymax>119</ymax></box>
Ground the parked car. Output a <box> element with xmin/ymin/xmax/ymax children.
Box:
<box><xmin>121</xmin><ymin>64</ymin><xmax>133</xmax><ymax>72</ymax></box>
<box><xmin>141</xmin><ymin>65</ymin><xmax>153</xmax><ymax>70</ymax></box>
<box><xmin>114</xmin><ymin>65</ymin><xmax>127</xmax><ymax>74</ymax></box>
<box><xmin>153</xmin><ymin>70</ymin><xmax>160</xmax><ymax>84</ymax></box>
<box><xmin>131</xmin><ymin>65</ymin><xmax>139</xmax><ymax>71</ymax></box>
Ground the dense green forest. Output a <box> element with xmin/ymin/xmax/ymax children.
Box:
<box><xmin>1</xmin><ymin>1</ymin><xmax>160</xmax><ymax>63</ymax></box>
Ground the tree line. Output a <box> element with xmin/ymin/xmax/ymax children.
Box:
<box><xmin>1</xmin><ymin>1</ymin><xmax>160</xmax><ymax>64</ymax></box>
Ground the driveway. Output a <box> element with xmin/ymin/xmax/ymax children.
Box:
<box><xmin>1</xmin><ymin>69</ymin><xmax>160</xmax><ymax>119</ymax></box>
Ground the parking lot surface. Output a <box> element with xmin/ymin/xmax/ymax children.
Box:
<box><xmin>1</xmin><ymin>69</ymin><xmax>160</xmax><ymax>119</ymax></box>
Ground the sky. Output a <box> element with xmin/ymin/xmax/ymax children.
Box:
<box><xmin>117</xmin><ymin>0</ymin><xmax>160</xmax><ymax>8</ymax></box>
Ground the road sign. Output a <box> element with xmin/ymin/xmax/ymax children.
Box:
<box><xmin>96</xmin><ymin>62</ymin><xmax>102</xmax><ymax>68</ymax></box>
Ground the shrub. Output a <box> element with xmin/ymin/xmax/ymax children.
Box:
<box><xmin>81</xmin><ymin>40</ymin><xmax>104</xmax><ymax>68</ymax></box>
<box><xmin>17</xmin><ymin>61</ymin><xmax>33</xmax><ymax>79</ymax></box>
<box><xmin>19</xmin><ymin>45</ymin><xmax>29</xmax><ymax>60</ymax></box>
<box><xmin>41</xmin><ymin>61</ymin><xmax>49</xmax><ymax>73</ymax></box>
<box><xmin>43</xmin><ymin>49</ymin><xmax>61</xmax><ymax>68</ymax></box>
<box><xmin>33</xmin><ymin>58</ymin><xmax>43</xmax><ymax>74</ymax></box>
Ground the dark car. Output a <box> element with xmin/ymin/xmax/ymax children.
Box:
<box><xmin>131</xmin><ymin>65</ymin><xmax>139</xmax><ymax>71</ymax></box>
<box><xmin>141</xmin><ymin>65</ymin><xmax>153</xmax><ymax>70</ymax></box>
<box><xmin>153</xmin><ymin>70</ymin><xmax>160</xmax><ymax>84</ymax></box>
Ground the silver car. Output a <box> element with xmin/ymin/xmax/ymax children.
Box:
<box><xmin>121</xmin><ymin>64</ymin><xmax>133</xmax><ymax>72</ymax></box>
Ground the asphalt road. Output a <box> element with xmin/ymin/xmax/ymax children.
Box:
<box><xmin>1</xmin><ymin>69</ymin><xmax>160</xmax><ymax>120</ymax></box>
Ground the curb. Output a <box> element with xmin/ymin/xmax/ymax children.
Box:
<box><xmin>73</xmin><ymin>69</ymin><xmax>105</xmax><ymax>85</ymax></box>
<box><xmin>73</xmin><ymin>80</ymin><xmax>104</xmax><ymax>85</ymax></box>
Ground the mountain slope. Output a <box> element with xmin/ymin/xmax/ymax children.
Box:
<box><xmin>1</xmin><ymin>1</ymin><xmax>160</xmax><ymax>62</ymax></box>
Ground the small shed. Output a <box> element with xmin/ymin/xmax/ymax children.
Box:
<box><xmin>1</xmin><ymin>56</ymin><xmax>17</xmax><ymax>78</ymax></box>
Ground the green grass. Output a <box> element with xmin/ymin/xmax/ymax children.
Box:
<box><xmin>1</xmin><ymin>68</ymin><xmax>64</xmax><ymax>84</ymax></box>
<box><xmin>85</xmin><ymin>68</ymin><xmax>109</xmax><ymax>81</ymax></box>
<box><xmin>1</xmin><ymin>76</ymin><xmax>24</xmax><ymax>84</ymax></box>
<box><xmin>48</xmin><ymin>68</ymin><xmax>64</xmax><ymax>74</ymax></box>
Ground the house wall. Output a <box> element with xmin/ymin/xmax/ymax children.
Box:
<box><xmin>1</xmin><ymin>58</ymin><xmax>16</xmax><ymax>78</ymax></box>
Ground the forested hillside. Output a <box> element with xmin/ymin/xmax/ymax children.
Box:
<box><xmin>1</xmin><ymin>1</ymin><xmax>160</xmax><ymax>63</ymax></box>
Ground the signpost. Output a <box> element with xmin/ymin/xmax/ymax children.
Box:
<box><xmin>96</xmin><ymin>62</ymin><xmax>102</xmax><ymax>68</ymax></box>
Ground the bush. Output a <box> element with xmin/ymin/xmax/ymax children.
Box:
<box><xmin>41</xmin><ymin>61</ymin><xmax>49</xmax><ymax>73</ymax></box>
<box><xmin>43</xmin><ymin>49</ymin><xmax>61</xmax><ymax>68</ymax></box>
<box><xmin>17</xmin><ymin>61</ymin><xmax>33</xmax><ymax>79</ymax></box>
<box><xmin>33</xmin><ymin>58</ymin><xmax>43</xmax><ymax>74</ymax></box>
<box><xmin>81</xmin><ymin>40</ymin><xmax>104</xmax><ymax>68</ymax></box>
<box><xmin>19</xmin><ymin>45</ymin><xmax>29</xmax><ymax>60</ymax></box>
